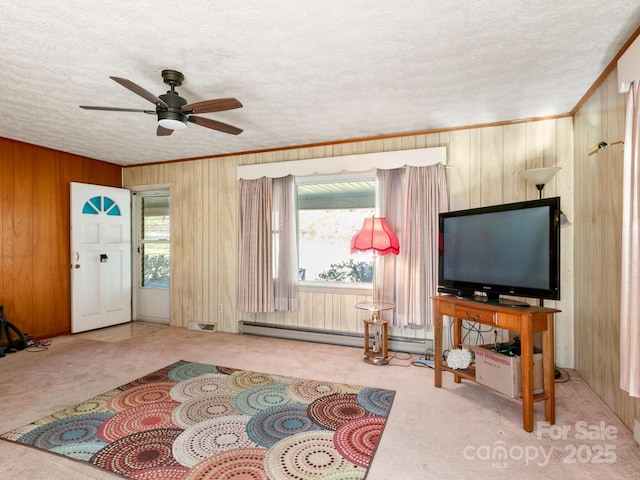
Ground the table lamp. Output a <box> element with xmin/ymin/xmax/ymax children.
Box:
<box><xmin>350</xmin><ymin>216</ymin><xmax>399</xmax><ymax>306</ymax></box>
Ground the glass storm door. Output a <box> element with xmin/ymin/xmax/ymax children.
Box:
<box><xmin>70</xmin><ymin>182</ymin><xmax>132</xmax><ymax>333</ymax></box>
<box><xmin>134</xmin><ymin>191</ymin><xmax>170</xmax><ymax>324</ymax></box>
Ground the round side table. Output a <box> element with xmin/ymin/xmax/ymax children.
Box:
<box><xmin>355</xmin><ymin>302</ymin><xmax>394</xmax><ymax>365</ymax></box>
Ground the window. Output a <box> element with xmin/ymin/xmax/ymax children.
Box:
<box><xmin>139</xmin><ymin>193</ymin><xmax>170</xmax><ymax>288</ymax></box>
<box><xmin>296</xmin><ymin>173</ymin><xmax>375</xmax><ymax>283</ymax></box>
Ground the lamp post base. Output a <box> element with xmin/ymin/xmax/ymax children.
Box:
<box><xmin>356</xmin><ymin>302</ymin><xmax>393</xmax><ymax>367</ymax></box>
<box><xmin>363</xmin><ymin>356</ymin><xmax>389</xmax><ymax>366</ymax></box>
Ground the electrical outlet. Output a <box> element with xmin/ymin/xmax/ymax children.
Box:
<box><xmin>218</xmin><ymin>304</ymin><xmax>223</xmax><ymax>312</ymax></box>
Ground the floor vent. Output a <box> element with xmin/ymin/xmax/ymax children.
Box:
<box><xmin>187</xmin><ymin>322</ymin><xmax>216</xmax><ymax>332</ymax></box>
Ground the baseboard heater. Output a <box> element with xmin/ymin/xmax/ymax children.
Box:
<box><xmin>238</xmin><ymin>321</ymin><xmax>430</xmax><ymax>355</ymax></box>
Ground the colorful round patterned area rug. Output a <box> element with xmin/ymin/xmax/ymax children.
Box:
<box><xmin>234</xmin><ymin>383</ymin><xmax>291</xmax><ymax>416</ymax></box>
<box><xmin>89</xmin><ymin>428</ymin><xmax>184</xmax><ymax>476</ymax></box>
<box><xmin>98</xmin><ymin>401</ymin><xmax>181</xmax><ymax>442</ymax></box>
<box><xmin>51</xmin><ymin>440</ymin><xmax>107</xmax><ymax>461</ymax></box>
<box><xmin>127</xmin><ymin>465</ymin><xmax>189</xmax><ymax>479</ymax></box>
<box><xmin>246</xmin><ymin>403</ymin><xmax>322</xmax><ymax>447</ymax></box>
<box><xmin>182</xmin><ymin>447</ymin><xmax>269</xmax><ymax>480</ymax></box>
<box><xmin>170</xmin><ymin>374</ymin><xmax>233</xmax><ymax>402</ymax></box>
<box><xmin>172</xmin><ymin>415</ymin><xmax>255</xmax><ymax>468</ymax></box>
<box><xmin>334</xmin><ymin>416</ymin><xmax>386</xmax><ymax>468</ymax></box>
<box><xmin>120</xmin><ymin>364</ymin><xmax>179</xmax><ymax>389</ymax></box>
<box><xmin>18</xmin><ymin>412</ymin><xmax>114</xmax><ymax>449</ymax></box>
<box><xmin>225</xmin><ymin>370</ymin><xmax>274</xmax><ymax>392</ymax></box>
<box><xmin>3</xmin><ymin>361</ymin><xmax>394</xmax><ymax>480</ymax></box>
<box><xmin>265</xmin><ymin>430</ymin><xmax>365</xmax><ymax>479</ymax></box>
<box><xmin>307</xmin><ymin>393</ymin><xmax>372</xmax><ymax>431</ymax></box>
<box><xmin>172</xmin><ymin>394</ymin><xmax>239</xmax><ymax>428</ymax></box>
<box><xmin>287</xmin><ymin>380</ymin><xmax>343</xmax><ymax>403</ymax></box>
<box><xmin>356</xmin><ymin>387</ymin><xmax>395</xmax><ymax>417</ymax></box>
<box><xmin>215</xmin><ymin>366</ymin><xmax>238</xmax><ymax>375</ymax></box>
<box><xmin>108</xmin><ymin>382</ymin><xmax>176</xmax><ymax>412</ymax></box>
<box><xmin>35</xmin><ymin>389</ymin><xmax>121</xmax><ymax>424</ymax></box>
<box><xmin>168</xmin><ymin>362</ymin><xmax>221</xmax><ymax>382</ymax></box>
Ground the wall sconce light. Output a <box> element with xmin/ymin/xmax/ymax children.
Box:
<box><xmin>588</xmin><ymin>141</ymin><xmax>624</xmax><ymax>156</ymax></box>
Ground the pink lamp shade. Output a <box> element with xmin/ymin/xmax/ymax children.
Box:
<box><xmin>350</xmin><ymin>217</ymin><xmax>400</xmax><ymax>256</ymax></box>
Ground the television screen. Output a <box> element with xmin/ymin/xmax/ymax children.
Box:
<box><xmin>438</xmin><ymin>197</ymin><xmax>560</xmax><ymax>305</ymax></box>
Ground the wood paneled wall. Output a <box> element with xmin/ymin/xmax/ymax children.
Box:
<box><xmin>122</xmin><ymin>118</ymin><xmax>575</xmax><ymax>368</ymax></box>
<box><xmin>3</xmin><ymin>70</ymin><xmax>636</xmax><ymax>431</ymax></box>
<box><xmin>0</xmin><ymin>138</ymin><xmax>121</xmax><ymax>338</ymax></box>
<box><xmin>574</xmin><ymin>70</ymin><xmax>640</xmax><ymax>430</ymax></box>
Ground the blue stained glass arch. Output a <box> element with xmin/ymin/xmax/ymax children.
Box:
<box><xmin>82</xmin><ymin>196</ymin><xmax>121</xmax><ymax>216</ymax></box>
<box><xmin>103</xmin><ymin>197</ymin><xmax>115</xmax><ymax>211</ymax></box>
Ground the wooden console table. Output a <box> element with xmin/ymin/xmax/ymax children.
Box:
<box><xmin>432</xmin><ymin>295</ymin><xmax>559</xmax><ymax>432</ymax></box>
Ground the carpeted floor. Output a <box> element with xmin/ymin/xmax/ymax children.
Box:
<box><xmin>0</xmin><ymin>359</ymin><xmax>394</xmax><ymax>479</ymax></box>
<box><xmin>0</xmin><ymin>323</ymin><xmax>639</xmax><ymax>479</ymax></box>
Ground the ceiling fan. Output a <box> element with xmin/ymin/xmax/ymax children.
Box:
<box><xmin>80</xmin><ymin>69</ymin><xmax>243</xmax><ymax>136</ymax></box>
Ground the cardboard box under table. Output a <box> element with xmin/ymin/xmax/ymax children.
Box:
<box><xmin>473</xmin><ymin>345</ymin><xmax>543</xmax><ymax>398</ymax></box>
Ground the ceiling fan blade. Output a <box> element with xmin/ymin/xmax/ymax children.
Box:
<box><xmin>183</xmin><ymin>98</ymin><xmax>243</xmax><ymax>114</ymax></box>
<box><xmin>80</xmin><ymin>106</ymin><xmax>155</xmax><ymax>113</ymax></box>
<box><xmin>188</xmin><ymin>116</ymin><xmax>243</xmax><ymax>135</ymax></box>
<box><xmin>157</xmin><ymin>125</ymin><xmax>173</xmax><ymax>136</ymax></box>
<box><xmin>110</xmin><ymin>76</ymin><xmax>169</xmax><ymax>109</ymax></box>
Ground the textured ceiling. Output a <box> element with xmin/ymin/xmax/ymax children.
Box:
<box><xmin>2</xmin><ymin>1</ymin><xmax>640</xmax><ymax>166</ymax></box>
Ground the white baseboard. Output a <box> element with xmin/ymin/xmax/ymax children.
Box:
<box><xmin>238</xmin><ymin>321</ymin><xmax>430</xmax><ymax>355</ymax></box>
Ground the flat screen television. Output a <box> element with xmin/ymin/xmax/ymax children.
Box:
<box><xmin>438</xmin><ymin>197</ymin><xmax>560</xmax><ymax>306</ymax></box>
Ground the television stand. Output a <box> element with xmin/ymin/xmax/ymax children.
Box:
<box><xmin>431</xmin><ymin>295</ymin><xmax>559</xmax><ymax>432</ymax></box>
<box><xmin>473</xmin><ymin>295</ymin><xmax>531</xmax><ymax>308</ymax></box>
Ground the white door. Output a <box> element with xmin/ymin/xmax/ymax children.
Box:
<box><xmin>71</xmin><ymin>182</ymin><xmax>131</xmax><ymax>333</ymax></box>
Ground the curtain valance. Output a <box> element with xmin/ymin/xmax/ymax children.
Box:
<box><xmin>236</xmin><ymin>146</ymin><xmax>446</xmax><ymax>180</ymax></box>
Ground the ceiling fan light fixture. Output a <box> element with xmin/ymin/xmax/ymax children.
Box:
<box><xmin>158</xmin><ymin>117</ymin><xmax>187</xmax><ymax>130</ymax></box>
<box><xmin>157</xmin><ymin>110</ymin><xmax>188</xmax><ymax>130</ymax></box>
<box><xmin>80</xmin><ymin>70</ymin><xmax>243</xmax><ymax>136</ymax></box>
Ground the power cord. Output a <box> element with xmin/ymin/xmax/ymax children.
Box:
<box><xmin>411</xmin><ymin>348</ymin><xmax>435</xmax><ymax>368</ymax></box>
<box><xmin>461</xmin><ymin>320</ymin><xmax>493</xmax><ymax>346</ymax></box>
<box><xmin>446</xmin><ymin>319</ymin><xmax>494</xmax><ymax>351</ymax></box>
<box><xmin>23</xmin><ymin>334</ymin><xmax>51</xmax><ymax>352</ymax></box>
<box><xmin>554</xmin><ymin>366</ymin><xmax>571</xmax><ymax>383</ymax></box>
<box><xmin>387</xmin><ymin>351</ymin><xmax>416</xmax><ymax>367</ymax></box>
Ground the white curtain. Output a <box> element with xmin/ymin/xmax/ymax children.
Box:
<box><xmin>378</xmin><ymin>163</ymin><xmax>449</xmax><ymax>328</ymax></box>
<box><xmin>620</xmin><ymin>77</ymin><xmax>640</xmax><ymax>398</ymax></box>
<box><xmin>273</xmin><ymin>175</ymin><xmax>299</xmax><ymax>310</ymax></box>
<box><xmin>378</xmin><ymin>168</ymin><xmax>404</xmax><ymax>320</ymax></box>
<box><xmin>237</xmin><ymin>178</ymin><xmax>274</xmax><ymax>312</ymax></box>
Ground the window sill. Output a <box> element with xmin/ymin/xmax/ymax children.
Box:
<box><xmin>299</xmin><ymin>281</ymin><xmax>372</xmax><ymax>296</ymax></box>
